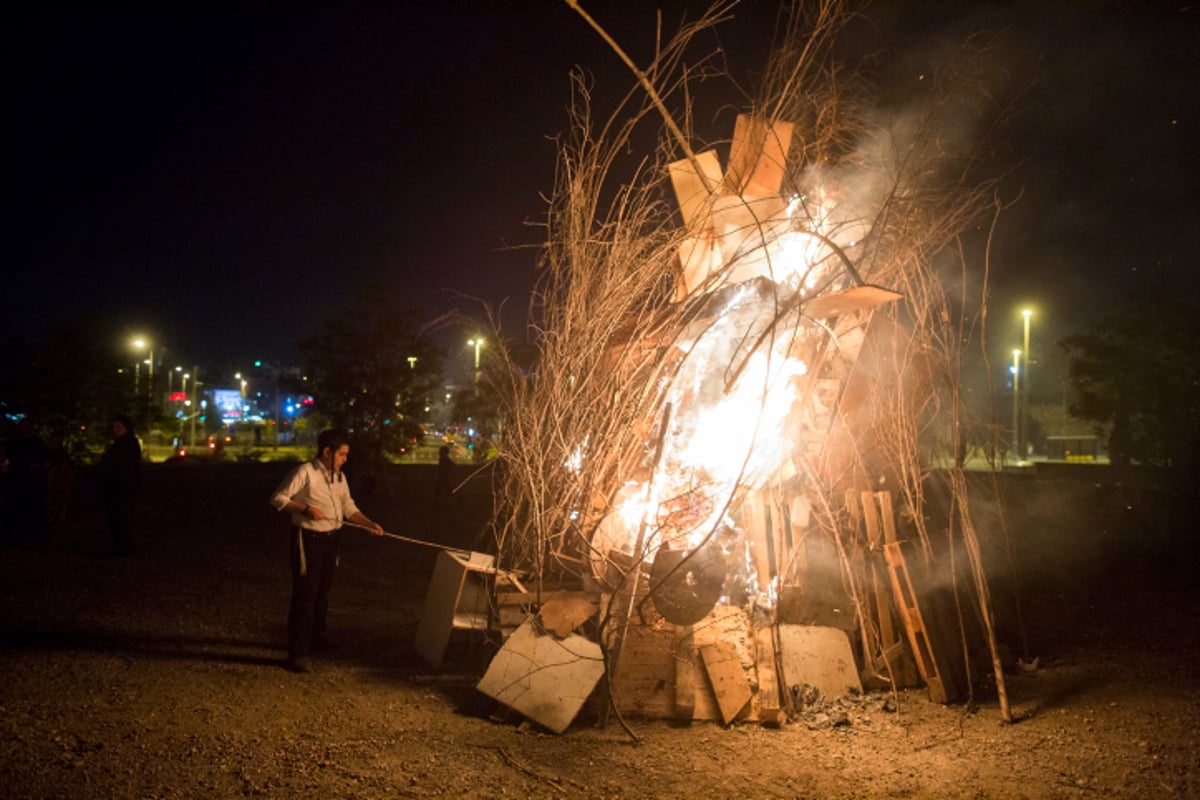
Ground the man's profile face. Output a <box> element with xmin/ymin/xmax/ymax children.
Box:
<box><xmin>333</xmin><ymin>444</ymin><xmax>350</xmax><ymax>471</ymax></box>
<box><xmin>322</xmin><ymin>443</ymin><xmax>350</xmax><ymax>472</ymax></box>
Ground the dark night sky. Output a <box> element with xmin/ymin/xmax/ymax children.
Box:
<box><xmin>4</xmin><ymin>2</ymin><xmax>1197</xmax><ymax>374</ymax></box>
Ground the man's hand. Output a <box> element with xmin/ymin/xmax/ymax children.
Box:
<box><xmin>302</xmin><ymin>504</ymin><xmax>325</xmax><ymax>521</ymax></box>
<box><xmin>349</xmin><ymin>512</ymin><xmax>383</xmax><ymax>536</ymax></box>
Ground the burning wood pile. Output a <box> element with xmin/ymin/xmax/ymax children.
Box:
<box><xmin>421</xmin><ymin>1</ymin><xmax>1013</xmax><ymax>734</ymax></box>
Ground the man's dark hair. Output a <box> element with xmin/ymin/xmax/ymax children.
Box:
<box><xmin>316</xmin><ymin>428</ymin><xmax>349</xmax><ymax>457</ymax></box>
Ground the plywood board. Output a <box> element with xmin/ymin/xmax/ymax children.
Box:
<box><xmin>776</xmin><ymin>624</ymin><xmax>863</xmax><ymax>702</ymax></box>
<box><xmin>611</xmin><ymin>625</ymin><xmax>721</xmax><ymax>721</ymax></box>
<box><xmin>476</xmin><ymin>620</ymin><xmax>604</xmax><ymax>734</ymax></box>
<box><xmin>700</xmin><ymin>642</ymin><xmax>752</xmax><ymax>725</ymax></box>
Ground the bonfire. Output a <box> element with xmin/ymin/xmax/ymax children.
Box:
<box><xmin>455</xmin><ymin>1</ymin><xmax>1013</xmax><ymax>735</ymax></box>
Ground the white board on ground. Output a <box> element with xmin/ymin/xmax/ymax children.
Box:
<box><xmin>776</xmin><ymin>624</ymin><xmax>863</xmax><ymax>702</ymax></box>
<box><xmin>476</xmin><ymin>619</ymin><xmax>604</xmax><ymax>734</ymax></box>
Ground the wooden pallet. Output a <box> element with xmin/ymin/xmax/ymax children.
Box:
<box><xmin>883</xmin><ymin>541</ymin><xmax>948</xmax><ymax>703</ymax></box>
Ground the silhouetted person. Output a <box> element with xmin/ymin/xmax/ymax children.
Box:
<box><xmin>99</xmin><ymin>414</ymin><xmax>141</xmax><ymax>556</ymax></box>
<box><xmin>3</xmin><ymin>418</ymin><xmax>49</xmax><ymax>540</ymax></box>
<box><xmin>434</xmin><ymin>444</ymin><xmax>454</xmax><ymax>497</ymax></box>
<box><xmin>269</xmin><ymin>428</ymin><xmax>383</xmax><ymax>674</ymax></box>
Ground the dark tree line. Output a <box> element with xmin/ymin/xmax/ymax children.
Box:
<box><xmin>1062</xmin><ymin>295</ymin><xmax>1200</xmax><ymax>472</ymax></box>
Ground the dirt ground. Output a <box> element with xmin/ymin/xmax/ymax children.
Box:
<box><xmin>1</xmin><ymin>461</ymin><xmax>1197</xmax><ymax>799</ymax></box>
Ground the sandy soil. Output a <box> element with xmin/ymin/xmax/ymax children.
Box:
<box><xmin>1</xmin><ymin>462</ymin><xmax>1197</xmax><ymax>799</ymax></box>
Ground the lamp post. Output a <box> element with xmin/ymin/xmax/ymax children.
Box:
<box><xmin>131</xmin><ymin>338</ymin><xmax>152</xmax><ymax>396</ymax></box>
<box><xmin>188</xmin><ymin>366</ymin><xmax>201</xmax><ymax>448</ymax></box>
<box><xmin>467</xmin><ymin>338</ymin><xmax>484</xmax><ymax>370</ymax></box>
<box><xmin>1011</xmin><ymin>349</ymin><xmax>1021</xmax><ymax>464</ymax></box>
<box><xmin>1021</xmin><ymin>309</ymin><xmax>1032</xmax><ymax>459</ymax></box>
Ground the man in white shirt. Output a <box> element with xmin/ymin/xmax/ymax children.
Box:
<box><xmin>270</xmin><ymin>429</ymin><xmax>383</xmax><ymax>673</ymax></box>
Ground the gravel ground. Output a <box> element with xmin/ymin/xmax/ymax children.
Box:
<box><xmin>1</xmin><ymin>462</ymin><xmax>1196</xmax><ymax>799</ymax></box>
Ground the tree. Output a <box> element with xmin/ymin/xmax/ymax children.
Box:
<box><xmin>1062</xmin><ymin>296</ymin><xmax>1200</xmax><ymax>470</ymax></box>
<box><xmin>298</xmin><ymin>291</ymin><xmax>444</xmax><ymax>462</ymax></box>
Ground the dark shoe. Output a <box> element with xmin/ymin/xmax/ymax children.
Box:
<box><xmin>284</xmin><ymin>657</ymin><xmax>311</xmax><ymax>674</ymax></box>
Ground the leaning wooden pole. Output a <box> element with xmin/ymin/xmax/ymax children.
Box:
<box><xmin>950</xmin><ymin>467</ymin><xmax>1012</xmax><ymax>722</ymax></box>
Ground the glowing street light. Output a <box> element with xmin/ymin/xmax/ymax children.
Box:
<box><xmin>407</xmin><ymin>356</ymin><xmax>418</xmax><ymax>370</ymax></box>
<box><xmin>467</xmin><ymin>338</ymin><xmax>485</xmax><ymax>370</ymax></box>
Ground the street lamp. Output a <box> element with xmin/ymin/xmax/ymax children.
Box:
<box><xmin>1011</xmin><ymin>348</ymin><xmax>1021</xmax><ymax>464</ymax></box>
<box><xmin>467</xmin><ymin>338</ymin><xmax>485</xmax><ymax>370</ymax></box>
<box><xmin>131</xmin><ymin>337</ymin><xmax>154</xmax><ymax>396</ymax></box>
<box><xmin>1020</xmin><ymin>309</ymin><xmax>1032</xmax><ymax>459</ymax></box>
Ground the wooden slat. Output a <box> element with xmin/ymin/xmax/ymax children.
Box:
<box><xmin>753</xmin><ymin>625</ymin><xmax>781</xmax><ymax>725</ymax></box>
<box><xmin>876</xmin><ymin>491</ymin><xmax>897</xmax><ymax>544</ymax></box>
<box><xmin>861</xmin><ymin>491</ymin><xmax>881</xmax><ymax>548</ymax></box>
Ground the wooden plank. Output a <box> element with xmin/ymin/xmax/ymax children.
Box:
<box><xmin>699</xmin><ymin>642</ymin><xmax>752</xmax><ymax>725</ymax></box>
<box><xmin>673</xmin><ymin>626</ymin><xmax>697</xmax><ymax>720</ymax></box>
<box><xmin>494</xmin><ymin>589</ymin><xmax>595</xmax><ymax>607</ymax></box>
<box><xmin>876</xmin><ymin>491</ymin><xmax>897</xmax><ymax>544</ymax></box>
<box><xmin>668</xmin><ymin>149</ymin><xmax>722</xmax><ymax>228</ymax></box>
<box><xmin>753</xmin><ymin>625</ymin><xmax>782</xmax><ymax>725</ymax></box>
<box><xmin>776</xmin><ymin>625</ymin><xmax>863</xmax><ymax>702</ymax></box>
<box><xmin>476</xmin><ymin>620</ymin><xmax>605</xmax><ymax>734</ymax></box>
<box><xmin>861</xmin><ymin>491</ymin><xmax>881</xmax><ymax>548</ymax></box>
<box><xmin>741</xmin><ymin>491</ymin><xmax>773</xmax><ymax>595</ymax></box>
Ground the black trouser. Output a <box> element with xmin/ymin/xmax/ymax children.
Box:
<box><xmin>288</xmin><ymin>527</ymin><xmax>341</xmax><ymax>659</ymax></box>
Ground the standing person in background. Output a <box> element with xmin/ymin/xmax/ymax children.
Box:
<box><xmin>3</xmin><ymin>418</ymin><xmax>50</xmax><ymax>541</ymax></box>
<box><xmin>269</xmin><ymin>428</ymin><xmax>383</xmax><ymax>674</ymax></box>
<box><xmin>434</xmin><ymin>444</ymin><xmax>454</xmax><ymax>497</ymax></box>
<box><xmin>99</xmin><ymin>414</ymin><xmax>141</xmax><ymax>556</ymax></box>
